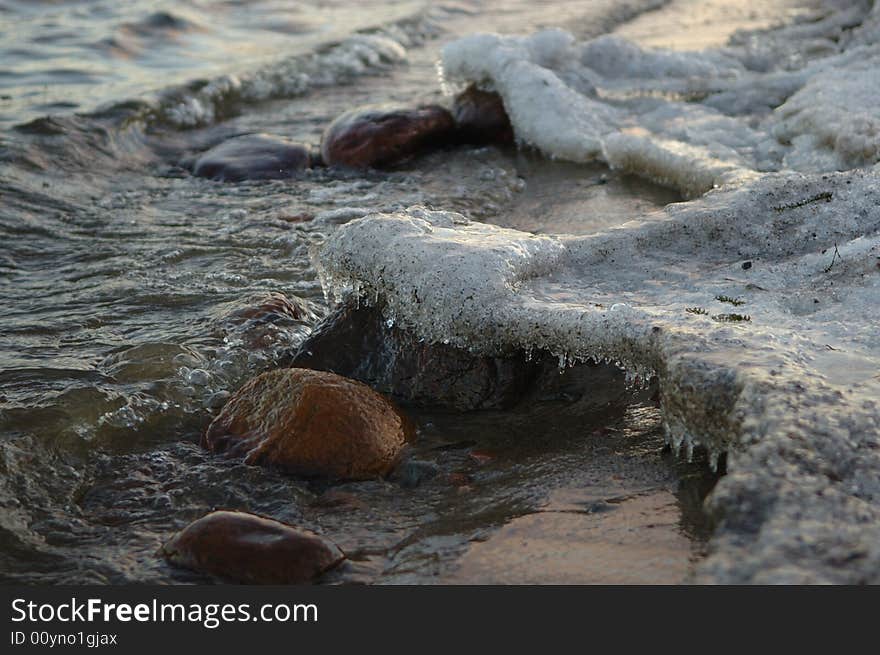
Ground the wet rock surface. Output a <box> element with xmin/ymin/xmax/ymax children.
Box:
<box><xmin>203</xmin><ymin>367</ymin><xmax>413</xmax><ymax>479</ymax></box>
<box><xmin>320</xmin><ymin>104</ymin><xmax>455</xmax><ymax>169</ymax></box>
<box><xmin>289</xmin><ymin>302</ymin><xmax>544</xmax><ymax>410</ymax></box>
<box><xmin>191</xmin><ymin>134</ymin><xmax>311</xmax><ymax>181</ymax></box>
<box><xmin>160</xmin><ymin>510</ymin><xmax>344</xmax><ymax>584</ymax></box>
<box><xmin>452</xmin><ymin>84</ymin><xmax>514</xmax><ymax>145</ymax></box>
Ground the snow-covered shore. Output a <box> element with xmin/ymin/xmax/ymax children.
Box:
<box><xmin>316</xmin><ymin>0</ymin><xmax>880</xmax><ymax>582</ymax></box>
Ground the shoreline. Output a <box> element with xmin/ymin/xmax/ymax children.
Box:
<box><xmin>1</xmin><ymin>0</ymin><xmax>878</xmax><ymax>584</ymax></box>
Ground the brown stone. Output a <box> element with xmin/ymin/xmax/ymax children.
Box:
<box><xmin>452</xmin><ymin>84</ymin><xmax>514</xmax><ymax>145</ymax></box>
<box><xmin>193</xmin><ymin>134</ymin><xmax>311</xmax><ymax>181</ymax></box>
<box><xmin>160</xmin><ymin>510</ymin><xmax>343</xmax><ymax>584</ymax></box>
<box><xmin>320</xmin><ymin>104</ymin><xmax>455</xmax><ymax>169</ymax></box>
<box><xmin>203</xmin><ymin>368</ymin><xmax>413</xmax><ymax>479</ymax></box>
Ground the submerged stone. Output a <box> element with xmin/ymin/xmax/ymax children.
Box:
<box><xmin>160</xmin><ymin>510</ymin><xmax>343</xmax><ymax>584</ymax></box>
<box><xmin>390</xmin><ymin>459</ymin><xmax>440</xmax><ymax>489</ymax></box>
<box><xmin>320</xmin><ymin>104</ymin><xmax>455</xmax><ymax>169</ymax></box>
<box><xmin>225</xmin><ymin>291</ymin><xmax>315</xmax><ymax>325</ymax></box>
<box><xmin>219</xmin><ymin>291</ymin><xmax>316</xmax><ymax>351</ymax></box>
<box><xmin>203</xmin><ymin>367</ymin><xmax>412</xmax><ymax>479</ymax></box>
<box><xmin>192</xmin><ymin>134</ymin><xmax>311</xmax><ymax>181</ymax></box>
<box><xmin>289</xmin><ymin>302</ymin><xmax>542</xmax><ymax>410</ymax></box>
<box><xmin>452</xmin><ymin>84</ymin><xmax>514</xmax><ymax>145</ymax></box>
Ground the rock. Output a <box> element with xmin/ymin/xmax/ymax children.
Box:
<box><xmin>320</xmin><ymin>104</ymin><xmax>455</xmax><ymax>169</ymax></box>
<box><xmin>220</xmin><ymin>291</ymin><xmax>316</xmax><ymax>350</ymax></box>
<box><xmin>288</xmin><ymin>302</ymin><xmax>542</xmax><ymax>410</ymax></box>
<box><xmin>203</xmin><ymin>368</ymin><xmax>413</xmax><ymax>479</ymax></box>
<box><xmin>160</xmin><ymin>510</ymin><xmax>343</xmax><ymax>584</ymax></box>
<box><xmin>192</xmin><ymin>134</ymin><xmax>311</xmax><ymax>181</ymax></box>
<box><xmin>226</xmin><ymin>291</ymin><xmax>315</xmax><ymax>325</ymax></box>
<box><xmin>390</xmin><ymin>459</ymin><xmax>440</xmax><ymax>489</ymax></box>
<box><xmin>452</xmin><ymin>84</ymin><xmax>514</xmax><ymax>145</ymax></box>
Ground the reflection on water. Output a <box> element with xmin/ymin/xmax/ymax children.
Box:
<box><xmin>0</xmin><ymin>0</ymin><xmax>430</xmax><ymax>128</ymax></box>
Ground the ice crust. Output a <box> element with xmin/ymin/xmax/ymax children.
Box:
<box><xmin>441</xmin><ymin>1</ymin><xmax>880</xmax><ymax>196</ymax></box>
<box><xmin>317</xmin><ymin>1</ymin><xmax>880</xmax><ymax>583</ymax></box>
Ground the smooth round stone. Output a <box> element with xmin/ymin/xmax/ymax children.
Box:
<box><xmin>160</xmin><ymin>511</ymin><xmax>344</xmax><ymax>584</ymax></box>
<box><xmin>203</xmin><ymin>368</ymin><xmax>414</xmax><ymax>480</ymax></box>
<box><xmin>192</xmin><ymin>134</ymin><xmax>311</xmax><ymax>181</ymax></box>
<box><xmin>320</xmin><ymin>104</ymin><xmax>455</xmax><ymax>169</ymax></box>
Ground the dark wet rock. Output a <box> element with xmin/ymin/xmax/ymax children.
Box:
<box><xmin>452</xmin><ymin>84</ymin><xmax>514</xmax><ymax>145</ymax></box>
<box><xmin>320</xmin><ymin>104</ymin><xmax>455</xmax><ymax>169</ymax></box>
<box><xmin>288</xmin><ymin>302</ymin><xmax>543</xmax><ymax>410</ymax></box>
<box><xmin>160</xmin><ymin>510</ymin><xmax>343</xmax><ymax>584</ymax></box>
<box><xmin>390</xmin><ymin>459</ymin><xmax>440</xmax><ymax>489</ymax></box>
<box><xmin>192</xmin><ymin>134</ymin><xmax>311</xmax><ymax>181</ymax></box>
<box><xmin>204</xmin><ymin>390</ymin><xmax>231</xmax><ymax>411</ymax></box>
<box><xmin>203</xmin><ymin>368</ymin><xmax>413</xmax><ymax>480</ymax></box>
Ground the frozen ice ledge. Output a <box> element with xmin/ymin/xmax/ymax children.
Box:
<box><xmin>315</xmin><ymin>2</ymin><xmax>880</xmax><ymax>583</ymax></box>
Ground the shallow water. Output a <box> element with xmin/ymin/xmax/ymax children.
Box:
<box><xmin>0</xmin><ymin>0</ymin><xmax>724</xmax><ymax>584</ymax></box>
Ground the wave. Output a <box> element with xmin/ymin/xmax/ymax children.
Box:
<box><xmin>120</xmin><ymin>10</ymin><xmax>441</xmax><ymax>130</ymax></box>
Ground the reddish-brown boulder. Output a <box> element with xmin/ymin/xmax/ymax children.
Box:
<box><xmin>160</xmin><ymin>510</ymin><xmax>343</xmax><ymax>584</ymax></box>
<box><xmin>203</xmin><ymin>368</ymin><xmax>413</xmax><ymax>479</ymax></box>
<box><xmin>320</xmin><ymin>104</ymin><xmax>455</xmax><ymax>169</ymax></box>
<box><xmin>452</xmin><ymin>84</ymin><xmax>514</xmax><ymax>145</ymax></box>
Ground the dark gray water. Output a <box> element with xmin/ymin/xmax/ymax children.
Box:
<box><xmin>0</xmin><ymin>0</ymin><xmax>716</xmax><ymax>584</ymax></box>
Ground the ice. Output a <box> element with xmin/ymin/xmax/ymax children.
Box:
<box><xmin>440</xmin><ymin>2</ymin><xmax>880</xmax><ymax>194</ymax></box>
<box><xmin>316</xmin><ymin>1</ymin><xmax>880</xmax><ymax>583</ymax></box>
<box><xmin>771</xmin><ymin>60</ymin><xmax>880</xmax><ymax>169</ymax></box>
